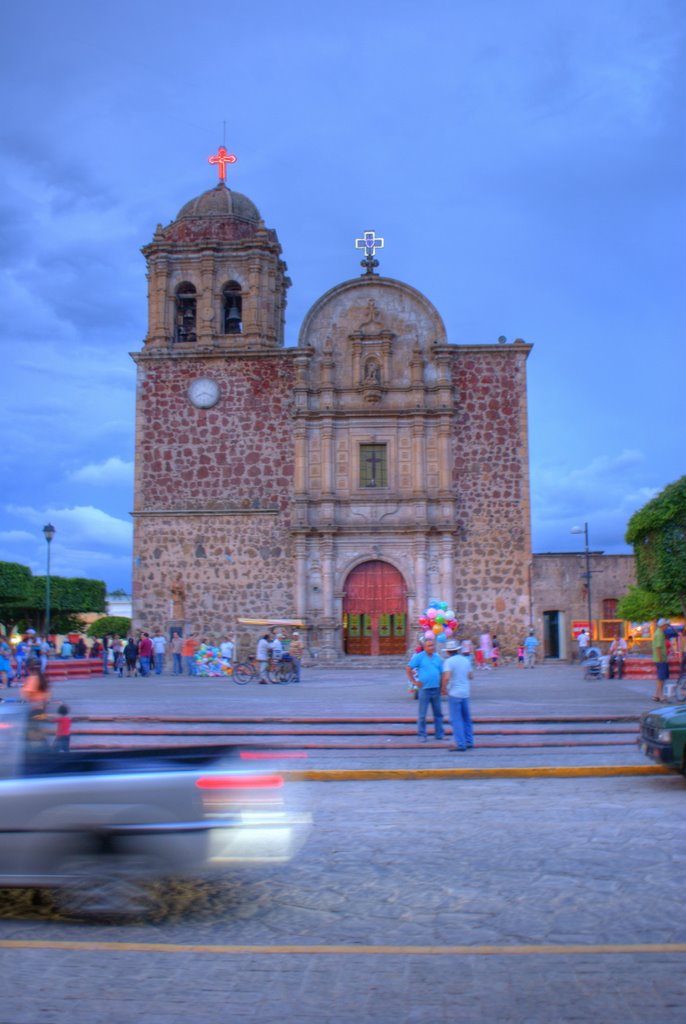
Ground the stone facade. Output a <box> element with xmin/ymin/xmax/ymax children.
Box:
<box><xmin>131</xmin><ymin>180</ymin><xmax>534</xmax><ymax>660</ymax></box>
<box><xmin>531</xmin><ymin>553</ymin><xmax>637</xmax><ymax>659</ymax></box>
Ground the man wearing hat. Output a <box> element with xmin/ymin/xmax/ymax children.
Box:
<box><xmin>441</xmin><ymin>640</ymin><xmax>475</xmax><ymax>751</ymax></box>
<box><xmin>652</xmin><ymin>618</ymin><xmax>670</xmax><ymax>702</ymax></box>
<box><xmin>288</xmin><ymin>631</ymin><xmax>304</xmax><ymax>683</ymax></box>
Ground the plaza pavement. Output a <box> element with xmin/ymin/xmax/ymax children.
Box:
<box><xmin>43</xmin><ymin>658</ymin><xmax>666</xmax><ymax>771</ymax></box>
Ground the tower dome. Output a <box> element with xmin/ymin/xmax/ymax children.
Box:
<box><xmin>175</xmin><ymin>183</ymin><xmax>261</xmax><ymax>225</ymax></box>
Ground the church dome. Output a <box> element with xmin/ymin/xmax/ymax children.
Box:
<box><xmin>175</xmin><ymin>183</ymin><xmax>261</xmax><ymax>225</ymax></box>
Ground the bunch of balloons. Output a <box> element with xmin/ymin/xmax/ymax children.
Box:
<box><xmin>194</xmin><ymin>643</ymin><xmax>233</xmax><ymax>677</ymax></box>
<box><xmin>416</xmin><ymin>600</ymin><xmax>458</xmax><ymax>648</ymax></box>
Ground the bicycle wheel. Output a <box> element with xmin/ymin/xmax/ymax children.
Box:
<box><xmin>279</xmin><ymin>663</ymin><xmax>296</xmax><ymax>684</ymax></box>
<box><xmin>233</xmin><ymin>663</ymin><xmax>253</xmax><ymax>685</ymax></box>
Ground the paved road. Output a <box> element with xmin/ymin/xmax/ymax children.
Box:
<box><xmin>1</xmin><ymin>773</ymin><xmax>686</xmax><ymax>1022</ymax></box>
<box><xmin>2</xmin><ymin>661</ymin><xmax>683</xmax><ymax>1022</ymax></box>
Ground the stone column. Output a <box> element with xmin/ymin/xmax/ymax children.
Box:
<box><xmin>439</xmin><ymin>533</ymin><xmax>455</xmax><ymax>612</ymax></box>
<box><xmin>319</xmin><ymin>534</ymin><xmax>338</xmax><ymax>661</ymax></box>
<box><xmin>414</xmin><ymin>537</ymin><xmax>428</xmax><ymax>621</ymax></box>
<box><xmin>294</xmin><ymin>537</ymin><xmax>308</xmax><ymax>618</ymax></box>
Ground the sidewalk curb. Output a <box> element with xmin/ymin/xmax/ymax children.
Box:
<box><xmin>283</xmin><ymin>765</ymin><xmax>672</xmax><ymax>781</ymax></box>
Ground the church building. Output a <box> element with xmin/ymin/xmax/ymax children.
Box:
<box><xmin>131</xmin><ymin>154</ymin><xmax>534</xmax><ymax>661</ymax></box>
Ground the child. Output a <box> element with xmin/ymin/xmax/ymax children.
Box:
<box><xmin>54</xmin><ymin>704</ymin><xmax>72</xmax><ymax>752</ymax></box>
<box><xmin>517</xmin><ymin>644</ymin><xmax>525</xmax><ymax>667</ymax></box>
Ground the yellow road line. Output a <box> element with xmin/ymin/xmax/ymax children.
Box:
<box><xmin>282</xmin><ymin>765</ymin><xmax>671</xmax><ymax>781</ymax></box>
<box><xmin>1</xmin><ymin>940</ymin><xmax>686</xmax><ymax>956</ymax></box>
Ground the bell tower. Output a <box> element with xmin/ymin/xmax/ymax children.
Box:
<box><xmin>131</xmin><ymin>151</ymin><xmax>297</xmax><ymax>638</ymax></box>
<box><xmin>141</xmin><ymin>151</ymin><xmax>289</xmax><ymax>351</ymax></box>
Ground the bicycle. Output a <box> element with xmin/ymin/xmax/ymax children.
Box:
<box><xmin>268</xmin><ymin>655</ymin><xmax>297</xmax><ymax>684</ymax></box>
<box><xmin>232</xmin><ymin>659</ymin><xmax>263</xmax><ymax>685</ymax></box>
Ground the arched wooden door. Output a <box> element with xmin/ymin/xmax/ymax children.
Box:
<box><xmin>343</xmin><ymin>561</ymin><xmax>407</xmax><ymax>656</ymax></box>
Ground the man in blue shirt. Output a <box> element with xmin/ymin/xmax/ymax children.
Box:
<box><xmin>406</xmin><ymin>636</ymin><xmax>445</xmax><ymax>742</ymax></box>
<box><xmin>523</xmin><ymin>629</ymin><xmax>539</xmax><ymax>668</ymax></box>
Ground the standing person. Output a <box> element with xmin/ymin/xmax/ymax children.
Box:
<box><xmin>124</xmin><ymin>636</ymin><xmax>139</xmax><ymax>676</ymax></box>
<box><xmin>256</xmin><ymin>633</ymin><xmax>271</xmax><ymax>684</ymax></box>
<box><xmin>111</xmin><ymin>635</ymin><xmax>124</xmax><ymax>677</ymax></box>
<box><xmin>288</xmin><ymin>631</ymin><xmax>304</xmax><ymax>683</ymax></box>
<box><xmin>0</xmin><ymin>634</ymin><xmax>11</xmax><ymax>688</ymax></box>
<box><xmin>663</xmin><ymin>621</ymin><xmax>678</xmax><ymax>657</ymax></box>
<box><xmin>652</xmin><ymin>618</ymin><xmax>670</xmax><ymax>702</ymax></box>
<box><xmin>577</xmin><ymin>629</ymin><xmax>590</xmax><ymax>663</ymax></box>
<box><xmin>491</xmin><ymin>635</ymin><xmax>500</xmax><ymax>668</ymax></box>
<box><xmin>102</xmin><ymin>634</ymin><xmax>110</xmax><ymax>675</ymax></box>
<box><xmin>171</xmin><ymin>631</ymin><xmax>183</xmax><ymax>676</ymax></box>
<box><xmin>479</xmin><ymin>631</ymin><xmax>493</xmax><ymax>667</ymax></box>
<box><xmin>14</xmin><ymin>636</ymin><xmax>28</xmax><ymax>680</ymax></box>
<box><xmin>517</xmin><ymin>643</ymin><xmax>525</xmax><ymax>667</ymax></box>
<box><xmin>138</xmin><ymin>632</ymin><xmax>153</xmax><ymax>676</ymax></box>
<box><xmin>405</xmin><ymin>636</ymin><xmax>445</xmax><ymax>742</ymax></box>
<box><xmin>182</xmin><ymin>632</ymin><xmax>199</xmax><ymax>676</ymax></box>
<box><xmin>53</xmin><ymin>704</ymin><xmax>72</xmax><ymax>752</ymax></box>
<box><xmin>38</xmin><ymin>636</ymin><xmax>50</xmax><ymax>673</ymax></box>
<box><xmin>151</xmin><ymin>630</ymin><xmax>167</xmax><ymax>675</ymax></box>
<box><xmin>523</xmin><ymin>629</ymin><xmax>539</xmax><ymax>668</ymax></box>
<box><xmin>220</xmin><ymin>633</ymin><xmax>235</xmax><ymax>669</ymax></box>
<box><xmin>270</xmin><ymin>632</ymin><xmax>284</xmax><ymax>662</ymax></box>
<box><xmin>441</xmin><ymin>640</ymin><xmax>475</xmax><ymax>752</ymax></box>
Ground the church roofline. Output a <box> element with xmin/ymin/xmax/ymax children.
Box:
<box><xmin>297</xmin><ymin>275</ymin><xmax>448</xmax><ymax>348</ymax></box>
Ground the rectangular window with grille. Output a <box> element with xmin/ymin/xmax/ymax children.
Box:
<box><xmin>359</xmin><ymin>444</ymin><xmax>387</xmax><ymax>488</ymax></box>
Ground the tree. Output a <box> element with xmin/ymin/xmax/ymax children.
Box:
<box><xmin>616</xmin><ymin>586</ymin><xmax>681</xmax><ymax>624</ymax></box>
<box><xmin>0</xmin><ymin>561</ymin><xmax>107</xmax><ymax>634</ymax></box>
<box><xmin>86</xmin><ymin>616</ymin><xmax>132</xmax><ymax>638</ymax></box>
<box><xmin>625</xmin><ymin>475</ymin><xmax>686</xmax><ymax>618</ymax></box>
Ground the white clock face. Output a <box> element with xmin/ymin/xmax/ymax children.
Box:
<box><xmin>188</xmin><ymin>377</ymin><xmax>220</xmax><ymax>408</ymax></box>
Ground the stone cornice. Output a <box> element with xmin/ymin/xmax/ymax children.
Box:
<box><xmin>131</xmin><ymin>507</ymin><xmax>279</xmax><ymax>517</ymax></box>
<box><xmin>130</xmin><ymin>346</ymin><xmax>301</xmax><ymax>363</ymax></box>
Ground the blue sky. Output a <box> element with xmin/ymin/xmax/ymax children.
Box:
<box><xmin>1</xmin><ymin>0</ymin><xmax>683</xmax><ymax>592</ymax></box>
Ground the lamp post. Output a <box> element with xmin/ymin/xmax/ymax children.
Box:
<box><xmin>42</xmin><ymin>523</ymin><xmax>56</xmax><ymax>638</ymax></box>
<box><xmin>571</xmin><ymin>522</ymin><xmax>593</xmax><ymax>642</ymax></box>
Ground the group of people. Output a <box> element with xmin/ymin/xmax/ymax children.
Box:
<box><xmin>255</xmin><ymin>630</ymin><xmax>304</xmax><ymax>683</ymax></box>
<box><xmin>406</xmin><ymin>635</ymin><xmax>475</xmax><ymax>750</ymax></box>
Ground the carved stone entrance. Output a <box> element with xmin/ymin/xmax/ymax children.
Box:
<box><xmin>343</xmin><ymin>560</ymin><xmax>408</xmax><ymax>656</ymax></box>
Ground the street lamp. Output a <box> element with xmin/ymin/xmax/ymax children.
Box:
<box><xmin>42</xmin><ymin>523</ymin><xmax>56</xmax><ymax>638</ymax></box>
<box><xmin>571</xmin><ymin>522</ymin><xmax>593</xmax><ymax>643</ymax></box>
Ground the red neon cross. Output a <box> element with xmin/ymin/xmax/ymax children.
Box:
<box><xmin>208</xmin><ymin>145</ymin><xmax>237</xmax><ymax>182</ymax></box>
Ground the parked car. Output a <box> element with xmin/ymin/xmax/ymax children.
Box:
<box><xmin>638</xmin><ymin>703</ymin><xmax>686</xmax><ymax>774</ymax></box>
<box><xmin>0</xmin><ymin>703</ymin><xmax>310</xmax><ymax>917</ymax></box>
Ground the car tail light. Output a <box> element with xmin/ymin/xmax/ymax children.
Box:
<box><xmin>196</xmin><ymin>774</ymin><xmax>284</xmax><ymax>790</ymax></box>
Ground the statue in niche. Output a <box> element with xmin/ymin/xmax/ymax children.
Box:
<box><xmin>364</xmin><ymin>359</ymin><xmax>381</xmax><ymax>385</ymax></box>
<box><xmin>171</xmin><ymin>575</ymin><xmax>186</xmax><ymax>619</ymax></box>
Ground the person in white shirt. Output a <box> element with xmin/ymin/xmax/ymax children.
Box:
<box><xmin>608</xmin><ymin>636</ymin><xmax>628</xmax><ymax>679</ymax></box>
<box><xmin>151</xmin><ymin>632</ymin><xmax>167</xmax><ymax>675</ymax></box>
<box><xmin>441</xmin><ymin>640</ymin><xmax>475</xmax><ymax>752</ymax></box>
<box><xmin>220</xmin><ymin>635</ymin><xmax>234</xmax><ymax>665</ymax></box>
<box><xmin>256</xmin><ymin>634</ymin><xmax>270</xmax><ymax>684</ymax></box>
<box><xmin>270</xmin><ymin>633</ymin><xmax>283</xmax><ymax>661</ymax></box>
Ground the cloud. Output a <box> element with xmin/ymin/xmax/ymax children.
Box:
<box><xmin>68</xmin><ymin>457</ymin><xmax>134</xmax><ymax>486</ymax></box>
<box><xmin>530</xmin><ymin>448</ymin><xmax>660</xmax><ymax>555</ymax></box>
<box><xmin>5</xmin><ymin>504</ymin><xmax>132</xmax><ymax>550</ymax></box>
